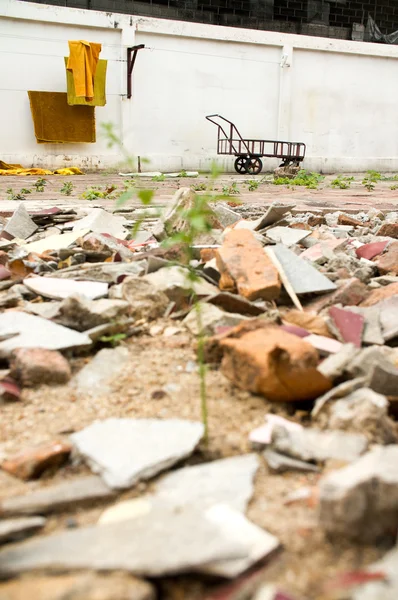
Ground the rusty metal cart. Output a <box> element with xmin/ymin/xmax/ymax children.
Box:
<box><xmin>206</xmin><ymin>114</ymin><xmax>306</xmax><ymax>175</ymax></box>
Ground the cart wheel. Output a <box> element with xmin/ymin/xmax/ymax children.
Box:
<box><xmin>234</xmin><ymin>157</ymin><xmax>248</xmax><ymax>174</ymax></box>
<box><xmin>246</xmin><ymin>157</ymin><xmax>263</xmax><ymax>175</ymax></box>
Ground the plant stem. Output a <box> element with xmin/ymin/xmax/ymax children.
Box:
<box><xmin>194</xmin><ymin>299</ymin><xmax>208</xmax><ymax>443</ymax></box>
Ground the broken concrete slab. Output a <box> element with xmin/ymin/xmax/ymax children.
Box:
<box><xmin>22</xmin><ymin>229</ymin><xmax>90</xmax><ymax>254</ymax></box>
<box><xmin>272</xmin><ymin>244</ymin><xmax>336</xmax><ymax>295</ymax></box>
<box><xmin>0</xmin><ymin>573</ymin><xmax>156</xmax><ymax>600</ymax></box>
<box><xmin>23</xmin><ymin>277</ymin><xmax>108</xmax><ymax>301</ymax></box>
<box><xmin>109</xmin><ymin>277</ymin><xmax>169</xmax><ymax>320</ymax></box>
<box><xmin>266</xmin><ymin>227</ymin><xmax>311</xmax><ymax>247</ymax></box>
<box><xmin>271</xmin><ymin>425</ymin><xmax>368</xmax><ymax>463</ymax></box>
<box><xmin>73</xmin><ymin>208</ymin><xmax>128</xmax><ymax>240</ymax></box>
<box><xmin>1</xmin><ymin>476</ymin><xmax>115</xmax><ymax>516</ymax></box>
<box><xmin>235</xmin><ymin>202</ymin><xmax>295</xmax><ymax>231</ymax></box>
<box><xmin>220</xmin><ymin>324</ymin><xmax>331</xmax><ymax>402</ymax></box>
<box><xmin>319</xmin><ymin>445</ymin><xmax>398</xmax><ymax>541</ymax></box>
<box><xmin>54</xmin><ymin>295</ymin><xmax>129</xmax><ymax>331</ymax></box>
<box><xmin>152</xmin><ymin>454</ymin><xmax>259</xmax><ymax>513</ymax></box>
<box><xmin>183</xmin><ymin>303</ymin><xmax>248</xmax><ymax>336</ymax></box>
<box><xmin>370</xmin><ymin>362</ymin><xmax>398</xmax><ymax>397</ymax></box>
<box><xmin>0</xmin><ymin>516</ymin><xmax>46</xmax><ymax>544</ymax></box>
<box><xmin>144</xmin><ymin>266</ymin><xmax>217</xmax><ymax>309</ymax></box>
<box><xmin>2</xmin><ymin>204</ymin><xmax>38</xmax><ymax>241</ymax></box>
<box><xmin>206</xmin><ymin>291</ymin><xmax>266</xmax><ymax>317</ymax></box>
<box><xmin>216</xmin><ymin>229</ymin><xmax>281</xmax><ymax>301</ymax></box>
<box><xmin>326</xmin><ymin>388</ymin><xmax>397</xmax><ymax>444</ymax></box>
<box><xmin>73</xmin><ymin>347</ymin><xmax>130</xmax><ymax>398</ymax></box>
<box><xmin>300</xmin><ymin>238</ymin><xmax>345</xmax><ymax>264</ymax></box>
<box><xmin>0</xmin><ymin>504</ymin><xmax>247</xmax><ymax>578</ymax></box>
<box><xmin>312</xmin><ymin>377</ymin><xmax>367</xmax><ymax>417</ymax></box>
<box><xmin>263</xmin><ymin>449</ymin><xmax>319</xmax><ymax>473</ymax></box>
<box><xmin>329</xmin><ymin>306</ymin><xmax>364</xmax><ymax>348</ymax></box>
<box><xmin>9</xmin><ymin>348</ymin><xmax>71</xmax><ymax>387</ymax></box>
<box><xmin>71</xmin><ymin>418</ymin><xmax>204</xmax><ymax>489</ymax></box>
<box><xmin>212</xmin><ymin>203</ymin><xmax>241</xmax><ymax>228</ymax></box>
<box><xmin>0</xmin><ymin>312</ymin><xmax>92</xmax><ymax>358</ymax></box>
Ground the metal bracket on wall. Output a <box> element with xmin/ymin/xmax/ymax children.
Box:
<box><xmin>127</xmin><ymin>44</ymin><xmax>145</xmax><ymax>99</ymax></box>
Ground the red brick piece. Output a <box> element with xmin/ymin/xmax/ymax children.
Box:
<box><xmin>1</xmin><ymin>440</ymin><xmax>72</xmax><ymax>480</ymax></box>
<box><xmin>376</xmin><ymin>223</ymin><xmax>398</xmax><ymax>239</ymax></box>
<box><xmin>361</xmin><ymin>282</ymin><xmax>398</xmax><ymax>307</ymax></box>
<box><xmin>376</xmin><ymin>241</ymin><xmax>398</xmax><ymax>275</ymax></box>
<box><xmin>10</xmin><ymin>348</ymin><xmax>71</xmax><ymax>388</ymax></box>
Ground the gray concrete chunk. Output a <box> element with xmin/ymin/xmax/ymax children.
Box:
<box><xmin>0</xmin><ymin>517</ymin><xmax>46</xmax><ymax>544</ymax></box>
<box><xmin>73</xmin><ymin>347</ymin><xmax>130</xmax><ymax>397</ymax></box>
<box><xmin>71</xmin><ymin>418</ymin><xmax>204</xmax><ymax>490</ymax></box>
<box><xmin>273</xmin><ymin>244</ymin><xmax>336</xmax><ymax>295</ymax></box>
<box><xmin>3</xmin><ymin>204</ymin><xmax>38</xmax><ymax>240</ymax></box>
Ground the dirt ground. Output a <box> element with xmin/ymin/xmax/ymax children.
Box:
<box><xmin>0</xmin><ymin>171</ymin><xmax>397</xmax><ymax>599</ymax></box>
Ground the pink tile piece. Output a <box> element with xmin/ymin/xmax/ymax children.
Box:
<box><xmin>356</xmin><ymin>240</ymin><xmax>389</xmax><ymax>260</ymax></box>
<box><xmin>329</xmin><ymin>306</ymin><xmax>364</xmax><ymax>348</ymax></box>
<box><xmin>0</xmin><ymin>265</ymin><xmax>11</xmax><ymax>280</ymax></box>
<box><xmin>301</xmin><ymin>238</ymin><xmax>345</xmax><ymax>262</ymax></box>
<box><xmin>280</xmin><ymin>323</ymin><xmax>310</xmax><ymax>338</ymax></box>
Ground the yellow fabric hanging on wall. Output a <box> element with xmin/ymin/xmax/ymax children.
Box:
<box><xmin>67</xmin><ymin>41</ymin><xmax>102</xmax><ymax>101</ymax></box>
<box><xmin>64</xmin><ymin>57</ymin><xmax>107</xmax><ymax>107</ymax></box>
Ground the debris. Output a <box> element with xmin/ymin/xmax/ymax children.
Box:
<box><xmin>109</xmin><ymin>276</ymin><xmax>169</xmax><ymax>320</ymax></box>
<box><xmin>0</xmin><ymin>378</ymin><xmax>21</xmax><ymax>403</ymax></box>
<box><xmin>2</xmin><ymin>204</ymin><xmax>38</xmax><ymax>240</ymax></box>
<box><xmin>73</xmin><ymin>347</ymin><xmax>130</xmax><ymax>397</ymax></box>
<box><xmin>1</xmin><ymin>476</ymin><xmax>115</xmax><ymax>516</ymax></box>
<box><xmin>369</xmin><ymin>361</ymin><xmax>398</xmax><ymax>397</ymax></box>
<box><xmin>304</xmin><ymin>334</ymin><xmax>343</xmax><ymax>355</ymax></box>
<box><xmin>351</xmin><ymin>546</ymin><xmax>398</xmax><ymax>600</ymax></box>
<box><xmin>265</xmin><ymin>246</ymin><xmax>303</xmax><ymax>311</ymax></box>
<box><xmin>312</xmin><ymin>377</ymin><xmax>367</xmax><ymax>417</ymax></box>
<box><xmin>263</xmin><ymin>449</ymin><xmax>319</xmax><ymax>473</ymax></box>
<box><xmin>183</xmin><ymin>302</ymin><xmax>248</xmax><ymax>336</ymax></box>
<box><xmin>54</xmin><ymin>295</ymin><xmax>129</xmax><ymax>331</ymax></box>
<box><xmin>376</xmin><ymin>240</ymin><xmax>398</xmax><ymax>275</ymax></box>
<box><xmin>271</xmin><ymin>425</ymin><xmax>368</xmax><ymax>463</ymax></box>
<box><xmin>0</xmin><ymin>504</ymin><xmax>247</xmax><ymax>578</ymax></box>
<box><xmin>216</xmin><ymin>229</ymin><xmax>281</xmax><ymax>301</ymax></box>
<box><xmin>22</xmin><ymin>229</ymin><xmax>90</xmax><ymax>254</ymax></box>
<box><xmin>282</xmin><ymin>309</ymin><xmax>331</xmax><ymax>337</ymax></box>
<box><xmin>329</xmin><ymin>306</ymin><xmax>364</xmax><ymax>347</ymax></box>
<box><xmin>236</xmin><ymin>202</ymin><xmax>295</xmax><ymax>231</ymax></box>
<box><xmin>348</xmin><ymin>304</ymin><xmax>384</xmax><ymax>345</ymax></box>
<box><xmin>71</xmin><ymin>418</ymin><xmax>204</xmax><ymax>489</ymax></box>
<box><xmin>378</xmin><ymin>296</ymin><xmax>398</xmax><ymax>341</ymax></box>
<box><xmin>249</xmin><ymin>414</ymin><xmax>302</xmax><ymax>446</ymax></box>
<box><xmin>212</xmin><ymin>203</ymin><xmax>241</xmax><ymax>228</ymax></box>
<box><xmin>0</xmin><ymin>312</ymin><xmax>92</xmax><ymax>357</ymax></box>
<box><xmin>356</xmin><ymin>240</ymin><xmax>390</xmax><ymax>260</ymax></box>
<box><xmin>219</xmin><ymin>324</ymin><xmax>332</xmax><ymax>402</ymax></box>
<box><xmin>23</xmin><ymin>276</ymin><xmax>108</xmax><ymax>300</ymax></box>
<box><xmin>318</xmin><ymin>445</ymin><xmax>398</xmax><ymax>541</ymax></box>
<box><xmin>1</xmin><ymin>440</ymin><xmax>72</xmax><ymax>480</ymax></box>
<box><xmin>360</xmin><ymin>281</ymin><xmax>398</xmax><ymax>306</ymax></box>
<box><xmin>206</xmin><ymin>291</ymin><xmax>266</xmax><ymax>316</ymax></box>
<box><xmin>0</xmin><ymin>516</ymin><xmax>46</xmax><ymax>544</ymax></box>
<box><xmin>338</xmin><ymin>213</ymin><xmax>363</xmax><ymax>227</ymax></box>
<box><xmin>300</xmin><ymin>238</ymin><xmax>345</xmax><ymax>264</ymax></box>
<box><xmin>9</xmin><ymin>348</ymin><xmax>71</xmax><ymax>387</ymax></box>
<box><xmin>73</xmin><ymin>208</ymin><xmax>128</xmax><ymax>239</ymax></box>
<box><xmin>272</xmin><ymin>244</ymin><xmax>336</xmax><ymax>295</ymax></box>
<box><xmin>266</xmin><ymin>226</ymin><xmax>311</xmax><ymax>247</ymax></box>
<box><xmin>144</xmin><ymin>266</ymin><xmax>218</xmax><ymax>309</ymax></box>
<box><xmin>376</xmin><ymin>222</ymin><xmax>398</xmax><ymax>238</ymax></box>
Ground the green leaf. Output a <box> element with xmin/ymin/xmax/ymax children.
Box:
<box><xmin>137</xmin><ymin>189</ymin><xmax>154</xmax><ymax>206</ymax></box>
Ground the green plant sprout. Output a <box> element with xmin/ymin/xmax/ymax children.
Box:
<box><xmin>273</xmin><ymin>170</ymin><xmax>324</xmax><ymax>189</ymax></box>
<box><xmin>60</xmin><ymin>182</ymin><xmax>74</xmax><ymax>196</ymax></box>
<box><xmin>34</xmin><ymin>178</ymin><xmax>47</xmax><ymax>192</ymax></box>
<box><xmin>330</xmin><ymin>176</ymin><xmax>354</xmax><ymax>189</ymax></box>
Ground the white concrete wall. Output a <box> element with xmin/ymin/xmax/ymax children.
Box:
<box><xmin>1</xmin><ymin>0</ymin><xmax>398</xmax><ymax>172</ymax></box>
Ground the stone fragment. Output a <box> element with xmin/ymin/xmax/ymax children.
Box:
<box><xmin>212</xmin><ymin>203</ymin><xmax>241</xmax><ymax>228</ymax></box>
<box><xmin>346</xmin><ymin>345</ymin><xmax>395</xmax><ymax>380</ymax></box>
<box><xmin>0</xmin><ymin>573</ymin><xmax>156</xmax><ymax>600</ymax></box>
<box><xmin>376</xmin><ymin>222</ymin><xmax>398</xmax><ymax>239</ymax></box>
<box><xmin>0</xmin><ymin>265</ymin><xmax>11</xmax><ymax>280</ymax></box>
<box><xmin>0</xmin><ymin>312</ymin><xmax>92</xmax><ymax>358</ymax></box>
<box><xmin>347</xmin><ymin>305</ymin><xmax>384</xmax><ymax>345</ymax></box>
<box><xmin>1</xmin><ymin>440</ymin><xmax>72</xmax><ymax>480</ymax></box>
<box><xmin>329</xmin><ymin>306</ymin><xmax>364</xmax><ymax>347</ymax></box>
<box><xmin>50</xmin><ymin>261</ymin><xmax>146</xmax><ymax>283</ymax></box>
<box><xmin>337</xmin><ymin>214</ymin><xmax>363</xmax><ymax>227</ymax></box>
<box><xmin>206</xmin><ymin>291</ymin><xmax>266</xmax><ymax>316</ymax></box>
<box><xmin>308</xmin><ymin>214</ymin><xmax>326</xmax><ymax>227</ymax></box>
<box><xmin>22</xmin><ymin>229</ymin><xmax>90</xmax><ymax>254</ymax></box>
<box><xmin>23</xmin><ymin>277</ymin><xmax>108</xmax><ymax>301</ymax></box>
<box><xmin>0</xmin><ymin>504</ymin><xmax>247</xmax><ymax>578</ymax></box>
<box><xmin>327</xmin><ymin>388</ymin><xmax>397</xmax><ymax>444</ymax></box>
<box><xmin>312</xmin><ymin>377</ymin><xmax>366</xmax><ymax>417</ymax></box>
<box><xmin>266</xmin><ymin>226</ymin><xmax>311</xmax><ymax>247</ymax></box>
<box><xmin>0</xmin><ymin>378</ymin><xmax>21</xmax><ymax>403</ymax></box>
<box><xmin>263</xmin><ymin>449</ymin><xmax>319</xmax><ymax>473</ymax></box>
<box><xmin>317</xmin><ymin>344</ymin><xmax>359</xmax><ymax>380</ymax></box>
<box><xmin>24</xmin><ymin>301</ymin><xmax>61</xmax><ymax>319</ymax></box>
<box><xmin>319</xmin><ymin>445</ymin><xmax>398</xmax><ymax>541</ymax></box>
<box><xmin>0</xmin><ymin>516</ymin><xmax>46</xmax><ymax>544</ymax></box>
<box><xmin>73</xmin><ymin>208</ymin><xmax>128</xmax><ymax>239</ymax></box>
<box><xmin>249</xmin><ymin>414</ymin><xmax>303</xmax><ymax>446</ymax></box>
<box><xmin>183</xmin><ymin>303</ymin><xmax>248</xmax><ymax>336</ymax></box>
<box><xmin>2</xmin><ymin>204</ymin><xmax>38</xmax><ymax>240</ymax></box>
<box><xmin>306</xmin><ymin>278</ymin><xmax>369</xmax><ymax>312</ymax></box>
<box><xmin>81</xmin><ymin>232</ymin><xmax>134</xmax><ymax>261</ymax></box>
<box><xmin>235</xmin><ymin>203</ymin><xmax>295</xmax><ymax>231</ymax></box>
<box><xmin>54</xmin><ymin>295</ymin><xmax>129</xmax><ymax>331</ymax></box>
<box><xmin>272</xmin><ymin>244</ymin><xmax>336</xmax><ymax>295</ymax></box>
<box><xmin>1</xmin><ymin>476</ymin><xmax>115</xmax><ymax>516</ymax></box>
<box><xmin>271</xmin><ymin>426</ymin><xmax>368</xmax><ymax>463</ymax></box>
<box><xmin>220</xmin><ymin>325</ymin><xmax>331</xmax><ymax>402</ymax></box>
<box><xmin>300</xmin><ymin>238</ymin><xmax>345</xmax><ymax>264</ymax></box>
<box><xmin>71</xmin><ymin>418</ymin><xmax>204</xmax><ymax>489</ymax></box>
<box><xmin>73</xmin><ymin>347</ymin><xmax>130</xmax><ymax>398</ymax></box>
<box><xmin>356</xmin><ymin>240</ymin><xmax>389</xmax><ymax>260</ymax></box>
<box><xmin>9</xmin><ymin>348</ymin><xmax>71</xmax><ymax>387</ymax></box>
<box><xmin>216</xmin><ymin>229</ymin><xmax>280</xmax><ymax>301</ymax></box>
<box><xmin>361</xmin><ymin>281</ymin><xmax>398</xmax><ymax>307</ymax></box>
<box><xmin>282</xmin><ymin>309</ymin><xmax>331</xmax><ymax>337</ymax></box>
<box><xmin>376</xmin><ymin>241</ymin><xmax>398</xmax><ymax>275</ymax></box>
<box><xmin>370</xmin><ymin>362</ymin><xmax>398</xmax><ymax>397</ymax></box>
<box><xmin>379</xmin><ymin>296</ymin><xmax>398</xmax><ymax>341</ymax></box>
<box><xmin>109</xmin><ymin>276</ymin><xmax>169</xmax><ymax>320</ymax></box>
<box><xmin>152</xmin><ymin>454</ymin><xmax>259</xmax><ymax>513</ymax></box>
<box><xmin>144</xmin><ymin>266</ymin><xmax>217</xmax><ymax>309</ymax></box>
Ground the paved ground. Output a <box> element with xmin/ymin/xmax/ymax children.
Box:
<box><xmin>0</xmin><ymin>172</ymin><xmax>397</xmax><ymax>216</ymax></box>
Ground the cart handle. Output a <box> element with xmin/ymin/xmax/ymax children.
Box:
<box><xmin>205</xmin><ymin>114</ymin><xmax>251</xmax><ymax>155</ymax></box>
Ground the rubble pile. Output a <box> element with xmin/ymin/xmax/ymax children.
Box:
<box><xmin>0</xmin><ymin>189</ymin><xmax>398</xmax><ymax>600</ymax></box>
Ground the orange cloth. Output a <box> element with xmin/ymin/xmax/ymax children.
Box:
<box><xmin>67</xmin><ymin>41</ymin><xmax>102</xmax><ymax>101</ymax></box>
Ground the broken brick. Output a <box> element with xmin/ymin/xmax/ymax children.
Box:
<box><xmin>306</xmin><ymin>278</ymin><xmax>369</xmax><ymax>312</ymax></box>
<box><xmin>338</xmin><ymin>214</ymin><xmax>363</xmax><ymax>227</ymax></box>
<box><xmin>216</xmin><ymin>229</ymin><xmax>281</xmax><ymax>301</ymax></box>
<box><xmin>220</xmin><ymin>325</ymin><xmax>331</xmax><ymax>402</ymax></box>
<box><xmin>1</xmin><ymin>440</ymin><xmax>72</xmax><ymax>480</ymax></box>
<box><xmin>0</xmin><ymin>265</ymin><xmax>11</xmax><ymax>280</ymax></box>
<box><xmin>356</xmin><ymin>241</ymin><xmax>389</xmax><ymax>261</ymax></box>
<box><xmin>200</xmin><ymin>248</ymin><xmax>218</xmax><ymax>263</ymax></box>
<box><xmin>329</xmin><ymin>306</ymin><xmax>364</xmax><ymax>348</ymax></box>
<box><xmin>376</xmin><ymin>241</ymin><xmax>398</xmax><ymax>275</ymax></box>
<box><xmin>9</xmin><ymin>348</ymin><xmax>71</xmax><ymax>387</ymax></box>
<box><xmin>308</xmin><ymin>215</ymin><xmax>326</xmax><ymax>227</ymax></box>
<box><xmin>282</xmin><ymin>309</ymin><xmax>332</xmax><ymax>337</ymax></box>
<box><xmin>376</xmin><ymin>223</ymin><xmax>398</xmax><ymax>239</ymax></box>
<box><xmin>360</xmin><ymin>282</ymin><xmax>398</xmax><ymax>307</ymax></box>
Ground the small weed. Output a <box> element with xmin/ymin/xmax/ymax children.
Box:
<box><xmin>191</xmin><ymin>183</ymin><xmax>207</xmax><ymax>192</ymax></box>
<box><xmin>391</xmin><ymin>184</ymin><xmax>398</xmax><ymax>191</ymax></box>
<box><xmin>34</xmin><ymin>178</ymin><xmax>47</xmax><ymax>192</ymax></box>
<box><xmin>362</xmin><ymin>170</ymin><xmax>380</xmax><ymax>192</ymax></box>
<box><xmin>7</xmin><ymin>188</ymin><xmax>26</xmax><ymax>201</ymax></box>
<box><xmin>123</xmin><ymin>179</ymin><xmax>136</xmax><ymax>189</ymax></box>
<box><xmin>179</xmin><ymin>170</ymin><xmax>188</xmax><ymax>177</ymax></box>
<box><xmin>60</xmin><ymin>182</ymin><xmax>74</xmax><ymax>196</ymax></box>
<box><xmin>81</xmin><ymin>185</ymin><xmax>117</xmax><ymax>201</ymax></box>
<box><xmin>247</xmin><ymin>180</ymin><xmax>260</xmax><ymax>191</ymax></box>
<box><xmin>99</xmin><ymin>333</ymin><xmax>127</xmax><ymax>347</ymax></box>
<box><xmin>330</xmin><ymin>176</ymin><xmax>354</xmax><ymax>189</ymax></box>
<box><xmin>222</xmin><ymin>182</ymin><xmax>240</xmax><ymax>196</ymax></box>
<box><xmin>152</xmin><ymin>174</ymin><xmax>166</xmax><ymax>182</ymax></box>
<box><xmin>273</xmin><ymin>170</ymin><xmax>324</xmax><ymax>189</ymax></box>
<box><xmin>382</xmin><ymin>174</ymin><xmax>398</xmax><ymax>181</ymax></box>
<box><xmin>20</xmin><ymin>188</ymin><xmax>32</xmax><ymax>195</ymax></box>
